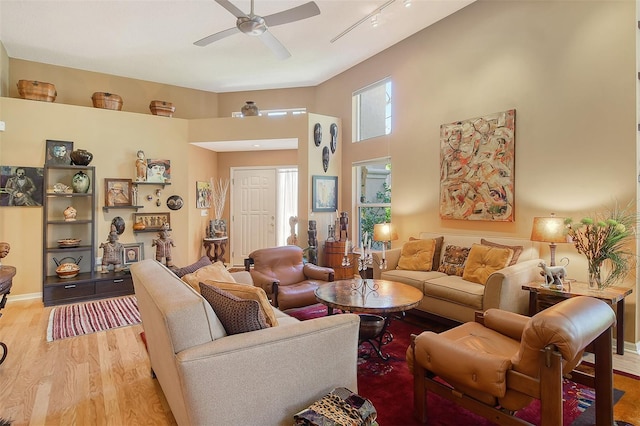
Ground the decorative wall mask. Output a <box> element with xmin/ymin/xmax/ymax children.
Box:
<box><xmin>314</xmin><ymin>123</ymin><xmax>322</xmax><ymax>147</ymax></box>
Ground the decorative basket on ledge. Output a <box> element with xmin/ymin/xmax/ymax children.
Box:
<box><xmin>149</xmin><ymin>100</ymin><xmax>175</xmax><ymax>117</ymax></box>
<box><xmin>17</xmin><ymin>80</ymin><xmax>57</xmax><ymax>102</ymax></box>
<box><xmin>91</xmin><ymin>92</ymin><xmax>123</xmax><ymax>110</ymax></box>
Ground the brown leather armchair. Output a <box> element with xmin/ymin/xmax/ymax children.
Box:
<box><xmin>407</xmin><ymin>296</ymin><xmax>616</xmax><ymax>426</ymax></box>
<box><xmin>245</xmin><ymin>245</ymin><xmax>335</xmax><ymax>310</ymax></box>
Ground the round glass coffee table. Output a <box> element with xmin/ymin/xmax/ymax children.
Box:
<box><xmin>314</xmin><ymin>278</ymin><xmax>422</xmax><ymax>360</ymax></box>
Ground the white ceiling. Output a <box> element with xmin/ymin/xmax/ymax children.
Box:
<box><xmin>0</xmin><ymin>0</ymin><xmax>474</xmax><ymax>93</ymax></box>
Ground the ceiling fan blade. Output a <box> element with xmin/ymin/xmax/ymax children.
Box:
<box><xmin>259</xmin><ymin>31</ymin><xmax>291</xmax><ymax>60</ymax></box>
<box><xmin>194</xmin><ymin>27</ymin><xmax>240</xmax><ymax>47</ymax></box>
<box><xmin>263</xmin><ymin>1</ymin><xmax>320</xmax><ymax>27</ymax></box>
<box><xmin>215</xmin><ymin>0</ymin><xmax>247</xmax><ymax>18</ymax></box>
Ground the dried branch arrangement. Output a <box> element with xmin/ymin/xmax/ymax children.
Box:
<box><xmin>211</xmin><ymin>178</ymin><xmax>230</xmax><ymax>219</ymax></box>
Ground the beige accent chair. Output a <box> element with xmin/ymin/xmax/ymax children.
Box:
<box><xmin>245</xmin><ymin>245</ymin><xmax>335</xmax><ymax>310</ymax></box>
<box><xmin>407</xmin><ymin>296</ymin><xmax>616</xmax><ymax>426</ymax></box>
<box><xmin>131</xmin><ymin>259</ymin><xmax>359</xmax><ymax>426</ymax></box>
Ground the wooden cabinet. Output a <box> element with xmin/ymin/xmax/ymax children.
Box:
<box><xmin>323</xmin><ymin>241</ymin><xmax>357</xmax><ymax>280</ymax></box>
<box><xmin>42</xmin><ymin>165</ymin><xmax>134</xmax><ymax>306</ymax></box>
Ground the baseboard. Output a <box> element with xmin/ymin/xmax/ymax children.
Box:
<box><xmin>6</xmin><ymin>292</ymin><xmax>42</xmax><ymax>303</ymax></box>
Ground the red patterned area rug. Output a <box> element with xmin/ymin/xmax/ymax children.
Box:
<box><xmin>286</xmin><ymin>304</ymin><xmax>636</xmax><ymax>426</ymax></box>
<box><xmin>46</xmin><ymin>295</ymin><xmax>140</xmax><ymax>342</ymax></box>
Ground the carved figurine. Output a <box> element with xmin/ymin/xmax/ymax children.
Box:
<box><xmin>135</xmin><ymin>150</ymin><xmax>147</xmax><ymax>182</ymax></box>
<box><xmin>0</xmin><ymin>242</ymin><xmax>10</xmax><ymax>267</ymax></box>
<box><xmin>100</xmin><ymin>227</ymin><xmax>123</xmax><ymax>272</ymax></box>
<box><xmin>152</xmin><ymin>223</ymin><xmax>175</xmax><ymax>267</ymax></box>
<box><xmin>287</xmin><ymin>216</ymin><xmax>299</xmax><ymax>245</ymax></box>
<box><xmin>63</xmin><ymin>206</ymin><xmax>77</xmax><ymax>221</ymax></box>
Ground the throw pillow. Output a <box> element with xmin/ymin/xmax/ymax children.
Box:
<box><xmin>397</xmin><ymin>239</ymin><xmax>436</xmax><ymax>271</ymax></box>
<box><xmin>480</xmin><ymin>239</ymin><xmax>523</xmax><ymax>266</ymax></box>
<box><xmin>410</xmin><ymin>236</ymin><xmax>444</xmax><ymax>270</ymax></box>
<box><xmin>174</xmin><ymin>256</ymin><xmax>212</xmax><ymax>278</ymax></box>
<box><xmin>199</xmin><ymin>282</ymin><xmax>269</xmax><ymax>335</ymax></box>
<box><xmin>462</xmin><ymin>243</ymin><xmax>514</xmax><ymax>285</ymax></box>
<box><xmin>182</xmin><ymin>261</ymin><xmax>235</xmax><ymax>291</ymax></box>
<box><xmin>437</xmin><ymin>245</ymin><xmax>471</xmax><ymax>276</ymax></box>
<box><xmin>202</xmin><ymin>279</ymin><xmax>278</xmax><ymax>327</ymax></box>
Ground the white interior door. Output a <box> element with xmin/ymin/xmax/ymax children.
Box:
<box><xmin>231</xmin><ymin>168</ymin><xmax>277</xmax><ymax>266</ymax></box>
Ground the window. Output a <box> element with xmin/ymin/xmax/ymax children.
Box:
<box><xmin>231</xmin><ymin>108</ymin><xmax>306</xmax><ymax>118</ymax></box>
<box><xmin>352</xmin><ymin>78</ymin><xmax>392</xmax><ymax>142</ymax></box>
<box><xmin>354</xmin><ymin>159</ymin><xmax>391</xmax><ymax>250</ymax></box>
<box><xmin>276</xmin><ymin>168</ymin><xmax>298</xmax><ymax>246</ymax></box>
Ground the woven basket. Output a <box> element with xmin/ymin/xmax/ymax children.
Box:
<box><xmin>149</xmin><ymin>100</ymin><xmax>175</xmax><ymax>117</ymax></box>
<box><xmin>91</xmin><ymin>92</ymin><xmax>123</xmax><ymax>110</ymax></box>
<box><xmin>17</xmin><ymin>80</ymin><xmax>57</xmax><ymax>102</ymax></box>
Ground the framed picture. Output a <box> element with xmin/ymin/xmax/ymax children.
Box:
<box><xmin>45</xmin><ymin>140</ymin><xmax>73</xmax><ymax>165</ymax></box>
<box><xmin>439</xmin><ymin>109</ymin><xmax>515</xmax><ymax>222</ymax></box>
<box><xmin>122</xmin><ymin>242</ymin><xmax>144</xmax><ymax>266</ymax></box>
<box><xmin>146</xmin><ymin>159</ymin><xmax>171</xmax><ymax>183</ymax></box>
<box><xmin>104</xmin><ymin>178</ymin><xmax>133</xmax><ymax>207</ymax></box>
<box><xmin>312</xmin><ymin>175</ymin><xmax>337</xmax><ymax>212</ymax></box>
<box><xmin>0</xmin><ymin>165</ymin><xmax>44</xmax><ymax>207</ymax></box>
<box><xmin>196</xmin><ymin>181</ymin><xmax>212</xmax><ymax>209</ymax></box>
<box><xmin>133</xmin><ymin>212</ymin><xmax>170</xmax><ymax>231</ymax></box>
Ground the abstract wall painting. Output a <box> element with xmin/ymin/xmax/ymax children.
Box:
<box><xmin>439</xmin><ymin>109</ymin><xmax>515</xmax><ymax>222</ymax></box>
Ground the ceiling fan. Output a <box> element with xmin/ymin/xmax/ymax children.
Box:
<box><xmin>194</xmin><ymin>0</ymin><xmax>320</xmax><ymax>60</ymax></box>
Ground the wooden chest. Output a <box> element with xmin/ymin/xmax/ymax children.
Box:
<box><xmin>91</xmin><ymin>92</ymin><xmax>123</xmax><ymax>110</ymax></box>
<box><xmin>149</xmin><ymin>100</ymin><xmax>175</xmax><ymax>117</ymax></box>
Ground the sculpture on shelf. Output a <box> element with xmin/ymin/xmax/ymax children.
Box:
<box><xmin>287</xmin><ymin>216</ymin><xmax>299</xmax><ymax>245</ymax></box>
<box><xmin>152</xmin><ymin>223</ymin><xmax>176</xmax><ymax>267</ymax></box>
<box><xmin>63</xmin><ymin>206</ymin><xmax>77</xmax><ymax>221</ymax></box>
<box><xmin>100</xmin><ymin>227</ymin><xmax>123</xmax><ymax>272</ymax></box>
<box><xmin>135</xmin><ymin>150</ymin><xmax>147</xmax><ymax>182</ymax></box>
<box><xmin>307</xmin><ymin>220</ymin><xmax>318</xmax><ymax>265</ymax></box>
<box><xmin>0</xmin><ymin>242</ymin><xmax>10</xmax><ymax>267</ymax></box>
<box><xmin>339</xmin><ymin>211</ymin><xmax>349</xmax><ymax>241</ymax></box>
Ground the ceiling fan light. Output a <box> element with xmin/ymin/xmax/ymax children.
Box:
<box><xmin>403</xmin><ymin>0</ymin><xmax>411</xmax><ymax>7</ymax></box>
<box><xmin>237</xmin><ymin>16</ymin><xmax>267</xmax><ymax>36</ymax></box>
<box><xmin>371</xmin><ymin>15</ymin><xmax>379</xmax><ymax>27</ymax></box>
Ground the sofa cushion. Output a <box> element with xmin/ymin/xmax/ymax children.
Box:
<box><xmin>438</xmin><ymin>245</ymin><xmax>471</xmax><ymax>276</ymax></box>
<box><xmin>202</xmin><ymin>279</ymin><xmax>278</xmax><ymax>327</ymax></box>
<box><xmin>462</xmin><ymin>244</ymin><xmax>514</xmax><ymax>285</ymax></box>
<box><xmin>199</xmin><ymin>282</ymin><xmax>270</xmax><ymax>335</ymax></box>
<box><xmin>181</xmin><ymin>262</ymin><xmax>235</xmax><ymax>291</ymax></box>
<box><xmin>480</xmin><ymin>239</ymin><xmax>523</xmax><ymax>266</ymax></box>
<box><xmin>397</xmin><ymin>239</ymin><xmax>436</xmax><ymax>271</ymax></box>
<box><xmin>381</xmin><ymin>269</ymin><xmax>446</xmax><ymax>293</ymax></box>
<box><xmin>409</xmin><ymin>236</ymin><xmax>444</xmax><ymax>270</ymax></box>
<box><xmin>424</xmin><ymin>275</ymin><xmax>485</xmax><ymax>310</ymax></box>
<box><xmin>174</xmin><ymin>256</ymin><xmax>212</xmax><ymax>278</ymax></box>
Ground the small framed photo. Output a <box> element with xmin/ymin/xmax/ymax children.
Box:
<box><xmin>45</xmin><ymin>140</ymin><xmax>73</xmax><ymax>165</ymax></box>
<box><xmin>133</xmin><ymin>212</ymin><xmax>170</xmax><ymax>231</ymax></box>
<box><xmin>122</xmin><ymin>243</ymin><xmax>144</xmax><ymax>266</ymax></box>
<box><xmin>104</xmin><ymin>178</ymin><xmax>133</xmax><ymax>207</ymax></box>
<box><xmin>196</xmin><ymin>181</ymin><xmax>212</xmax><ymax>209</ymax></box>
<box><xmin>312</xmin><ymin>175</ymin><xmax>338</xmax><ymax>212</ymax></box>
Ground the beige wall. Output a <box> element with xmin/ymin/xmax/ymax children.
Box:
<box><xmin>0</xmin><ymin>0</ymin><xmax>637</xmax><ymax>343</ymax></box>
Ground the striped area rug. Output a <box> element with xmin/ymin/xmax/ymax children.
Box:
<box><xmin>46</xmin><ymin>295</ymin><xmax>141</xmax><ymax>342</ymax></box>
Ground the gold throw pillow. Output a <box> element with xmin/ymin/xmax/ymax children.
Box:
<box><xmin>181</xmin><ymin>261</ymin><xmax>236</xmax><ymax>291</ymax></box>
<box><xmin>462</xmin><ymin>244</ymin><xmax>514</xmax><ymax>285</ymax></box>
<box><xmin>397</xmin><ymin>239</ymin><xmax>436</xmax><ymax>271</ymax></box>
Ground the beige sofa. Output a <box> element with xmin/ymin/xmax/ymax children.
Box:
<box><xmin>131</xmin><ymin>259</ymin><xmax>360</xmax><ymax>426</ymax></box>
<box><xmin>371</xmin><ymin>232</ymin><xmax>542</xmax><ymax>323</ymax></box>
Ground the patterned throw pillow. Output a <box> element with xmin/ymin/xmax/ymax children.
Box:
<box><xmin>174</xmin><ymin>256</ymin><xmax>212</xmax><ymax>278</ymax></box>
<box><xmin>182</xmin><ymin>262</ymin><xmax>236</xmax><ymax>291</ymax></box>
<box><xmin>397</xmin><ymin>239</ymin><xmax>437</xmax><ymax>271</ymax></box>
<box><xmin>480</xmin><ymin>239</ymin><xmax>523</xmax><ymax>266</ymax></box>
<box><xmin>199</xmin><ymin>282</ymin><xmax>269</xmax><ymax>335</ymax></box>
<box><xmin>202</xmin><ymin>279</ymin><xmax>278</xmax><ymax>327</ymax></box>
<box><xmin>462</xmin><ymin>243</ymin><xmax>514</xmax><ymax>285</ymax></box>
<box><xmin>437</xmin><ymin>245</ymin><xmax>471</xmax><ymax>276</ymax></box>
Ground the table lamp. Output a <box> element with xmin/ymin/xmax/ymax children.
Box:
<box><xmin>530</xmin><ymin>214</ymin><xmax>567</xmax><ymax>266</ymax></box>
<box><xmin>373</xmin><ymin>222</ymin><xmax>398</xmax><ymax>269</ymax></box>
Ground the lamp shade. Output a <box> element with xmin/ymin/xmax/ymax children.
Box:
<box><xmin>530</xmin><ymin>216</ymin><xmax>567</xmax><ymax>243</ymax></box>
<box><xmin>373</xmin><ymin>223</ymin><xmax>398</xmax><ymax>242</ymax></box>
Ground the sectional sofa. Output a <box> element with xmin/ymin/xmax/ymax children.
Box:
<box><xmin>371</xmin><ymin>232</ymin><xmax>543</xmax><ymax>324</ymax></box>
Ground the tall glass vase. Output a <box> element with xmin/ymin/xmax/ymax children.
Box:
<box><xmin>588</xmin><ymin>260</ymin><xmax>603</xmax><ymax>290</ymax></box>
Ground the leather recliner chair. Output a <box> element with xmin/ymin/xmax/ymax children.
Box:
<box><xmin>245</xmin><ymin>245</ymin><xmax>335</xmax><ymax>310</ymax></box>
<box><xmin>407</xmin><ymin>296</ymin><xmax>616</xmax><ymax>426</ymax></box>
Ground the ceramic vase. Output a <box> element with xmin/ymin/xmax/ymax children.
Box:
<box><xmin>241</xmin><ymin>101</ymin><xmax>259</xmax><ymax>117</ymax></box>
<box><xmin>71</xmin><ymin>171</ymin><xmax>90</xmax><ymax>193</ymax></box>
<box><xmin>70</xmin><ymin>149</ymin><xmax>93</xmax><ymax>165</ymax></box>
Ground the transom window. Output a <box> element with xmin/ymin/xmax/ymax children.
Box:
<box><xmin>352</xmin><ymin>78</ymin><xmax>392</xmax><ymax>142</ymax></box>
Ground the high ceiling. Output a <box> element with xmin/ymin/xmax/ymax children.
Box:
<box><xmin>0</xmin><ymin>0</ymin><xmax>474</xmax><ymax>93</ymax></box>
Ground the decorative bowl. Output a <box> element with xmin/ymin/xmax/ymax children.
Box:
<box><xmin>358</xmin><ymin>314</ymin><xmax>385</xmax><ymax>340</ymax></box>
<box><xmin>58</xmin><ymin>238</ymin><xmax>81</xmax><ymax>248</ymax></box>
<box><xmin>56</xmin><ymin>262</ymin><xmax>80</xmax><ymax>279</ymax></box>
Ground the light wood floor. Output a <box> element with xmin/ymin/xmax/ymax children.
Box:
<box><xmin>0</xmin><ymin>299</ymin><xmax>176</xmax><ymax>425</ymax></box>
<box><xmin>0</xmin><ymin>299</ymin><xmax>638</xmax><ymax>425</ymax></box>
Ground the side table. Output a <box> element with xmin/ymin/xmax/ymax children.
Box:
<box><xmin>203</xmin><ymin>237</ymin><xmax>228</xmax><ymax>265</ymax></box>
<box><xmin>522</xmin><ymin>281</ymin><xmax>632</xmax><ymax>355</ymax></box>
